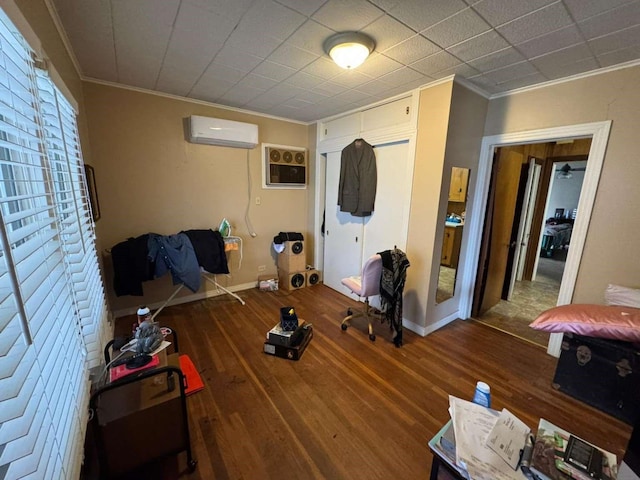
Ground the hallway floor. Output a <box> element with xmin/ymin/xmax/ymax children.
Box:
<box><xmin>474</xmin><ymin>254</ymin><xmax>565</xmax><ymax>347</ymax></box>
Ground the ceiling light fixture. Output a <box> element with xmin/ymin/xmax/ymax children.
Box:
<box><xmin>557</xmin><ymin>163</ymin><xmax>573</xmax><ymax>179</ymax></box>
<box><xmin>323</xmin><ymin>32</ymin><xmax>375</xmax><ymax>70</ymax></box>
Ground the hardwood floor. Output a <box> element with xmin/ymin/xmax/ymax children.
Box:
<box><xmin>107</xmin><ymin>284</ymin><xmax>632</xmax><ymax>479</ymax></box>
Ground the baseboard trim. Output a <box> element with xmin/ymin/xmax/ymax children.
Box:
<box><xmin>112</xmin><ymin>281</ymin><xmax>256</xmax><ymax>318</ymax></box>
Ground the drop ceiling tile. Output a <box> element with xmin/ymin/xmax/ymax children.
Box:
<box><xmin>368</xmin><ymin>0</ymin><xmax>401</xmax><ymax>11</ymax></box>
<box><xmin>266</xmin><ymin>82</ymin><xmax>307</xmax><ymax>99</ymax></box>
<box><xmin>276</xmin><ymin>0</ymin><xmax>328</xmax><ymax>16</ymax></box>
<box><xmin>421</xmin><ymin>8</ymin><xmax>491</xmax><ymax>49</ymax></box>
<box><xmin>284</xmin><ymin>71</ymin><xmax>326</xmax><ymax>89</ymax></box>
<box><xmin>383</xmin><ymin>35</ymin><xmax>439</xmax><ymax>64</ymax></box>
<box><xmin>187</xmin><ymin>80</ymin><xmax>232</xmax><ymax>104</ymax></box>
<box><xmin>378</xmin><ymin>66</ymin><xmax>424</xmax><ymax>86</ymax></box>
<box><xmin>267</xmin><ymin>43</ymin><xmax>319</xmax><ymax>69</ymax></box>
<box><xmin>182</xmin><ymin>0</ymin><xmax>254</xmax><ymax>23</ymax></box>
<box><xmin>225</xmin><ymin>28</ymin><xmax>281</xmax><ymax>58</ymax></box>
<box><xmin>294</xmin><ymin>90</ymin><xmax>331</xmax><ymax>103</ymax></box>
<box><xmin>589</xmin><ymin>25</ymin><xmax>640</xmax><ymax>55</ymax></box>
<box><xmin>356</xmin><ymin>78</ymin><xmax>394</xmax><ymax>95</ymax></box>
<box><xmin>434</xmin><ymin>62</ymin><xmax>481</xmax><ymax>79</ymax></box>
<box><xmin>249</xmin><ymin>91</ymin><xmax>295</xmax><ymax>110</ymax></box>
<box><xmin>467</xmin><ymin>73</ymin><xmax>500</xmax><ymax>91</ymax></box>
<box><xmin>251</xmin><ymin>60</ymin><xmax>297</xmax><ymax>81</ymax></box>
<box><xmin>356</xmin><ymin>53</ymin><xmax>403</xmax><ymax>77</ymax></box>
<box><xmin>530</xmin><ymin>44</ymin><xmax>594</xmax><ymax>74</ymax></box>
<box><xmin>238</xmin><ymin>0</ymin><xmax>306</xmax><ymax>40</ymax></box>
<box><xmin>468</xmin><ymin>47</ymin><xmax>526</xmax><ymax>72</ymax></box>
<box><xmin>497</xmin><ymin>3</ymin><xmax>574</xmax><ymax>45</ymax></box>
<box><xmin>597</xmin><ymin>44</ymin><xmax>640</xmax><ymax>66</ymax></box>
<box><xmin>332</xmin><ymin>89</ymin><xmax>373</xmax><ymax>104</ymax></box>
<box><xmin>387</xmin><ymin>0</ymin><xmax>468</xmax><ymax>32</ymax></box>
<box><xmin>539</xmin><ymin>56</ymin><xmax>599</xmax><ymax>80</ymax></box>
<box><xmin>361</xmin><ymin>14</ymin><xmax>416</xmax><ymax>52</ymax></box>
<box><xmin>219</xmin><ymin>85</ymin><xmax>264</xmax><ymax>105</ymax></box>
<box><xmin>515</xmin><ymin>25</ymin><xmax>585</xmax><ymax>58</ymax></box>
<box><xmin>578</xmin><ymin>2</ymin><xmax>640</xmax><ymax>40</ymax></box>
<box><xmin>200</xmin><ymin>62</ymin><xmax>247</xmax><ymax>83</ymax></box>
<box><xmin>162</xmin><ymin>30</ymin><xmax>223</xmax><ymax>74</ymax></box>
<box><xmin>213</xmin><ymin>46</ymin><xmax>265</xmax><ymax>72</ymax></box>
<box><xmin>312</xmin><ymin>0</ymin><xmax>384</xmax><ymax>32</ymax></box>
<box><xmin>235</xmin><ymin>74</ymin><xmax>279</xmax><ymax>90</ymax></box>
<box><xmin>287</xmin><ymin>20</ymin><xmax>335</xmax><ymax>56</ymax></box>
<box><xmin>470</xmin><ymin>0</ymin><xmax>557</xmax><ymax>27</ymax></box>
<box><xmin>492</xmin><ymin>71</ymin><xmax>547</xmax><ymax>91</ymax></box>
<box><xmin>156</xmin><ymin>65</ymin><xmax>201</xmax><ymax>96</ymax></box>
<box><xmin>564</xmin><ymin>0</ymin><xmax>638</xmax><ymax>22</ymax></box>
<box><xmin>282</xmin><ymin>97</ymin><xmax>315</xmax><ymax>108</ymax></box>
<box><xmin>410</xmin><ymin>51</ymin><xmax>462</xmax><ymax>75</ymax></box>
<box><xmin>330</xmin><ymin>70</ymin><xmax>374</xmax><ymax>88</ymax></box>
<box><xmin>117</xmin><ymin>54</ymin><xmax>163</xmax><ymax>89</ymax></box>
<box><xmin>313</xmin><ymin>80</ymin><xmax>349</xmax><ymax>96</ymax></box>
<box><xmin>301</xmin><ymin>57</ymin><xmax>344</xmax><ymax>79</ymax></box>
<box><xmin>483</xmin><ymin>60</ymin><xmax>538</xmax><ymax>84</ymax></box>
<box><xmin>446</xmin><ymin>30</ymin><xmax>510</xmax><ymax>62</ymax></box>
<box><xmin>51</xmin><ymin>0</ymin><xmax>117</xmax><ymax>80</ymax></box>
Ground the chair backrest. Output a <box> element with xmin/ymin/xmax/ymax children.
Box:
<box><xmin>360</xmin><ymin>254</ymin><xmax>382</xmax><ymax>297</ymax></box>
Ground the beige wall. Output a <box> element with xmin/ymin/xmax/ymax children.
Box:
<box><xmin>82</xmin><ymin>83</ymin><xmax>310</xmax><ymax>312</ymax></box>
<box><xmin>405</xmin><ymin>81</ymin><xmax>453</xmax><ymax>326</ymax></box>
<box><xmin>485</xmin><ymin>66</ymin><xmax>640</xmax><ymax>302</ymax></box>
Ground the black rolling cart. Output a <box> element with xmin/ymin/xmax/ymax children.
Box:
<box><xmin>89</xmin><ymin>331</ymin><xmax>197</xmax><ymax>478</ymax></box>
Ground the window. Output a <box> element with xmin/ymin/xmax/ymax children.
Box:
<box><xmin>0</xmin><ymin>8</ymin><xmax>109</xmax><ymax>479</ymax></box>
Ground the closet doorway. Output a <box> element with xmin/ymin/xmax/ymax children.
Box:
<box><xmin>322</xmin><ymin>140</ymin><xmax>413</xmax><ymax>301</ymax></box>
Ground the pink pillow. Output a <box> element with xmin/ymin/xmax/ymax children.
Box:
<box><xmin>529</xmin><ymin>304</ymin><xmax>640</xmax><ymax>342</ymax></box>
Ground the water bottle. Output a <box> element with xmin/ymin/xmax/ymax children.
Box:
<box><xmin>472</xmin><ymin>381</ymin><xmax>491</xmax><ymax>408</ymax></box>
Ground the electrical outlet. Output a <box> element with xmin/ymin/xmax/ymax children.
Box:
<box><xmin>258</xmin><ymin>265</ymin><xmax>266</xmax><ymax>272</ymax></box>
<box><xmin>255</xmin><ymin>196</ymin><xmax>261</xmax><ymax>205</ymax></box>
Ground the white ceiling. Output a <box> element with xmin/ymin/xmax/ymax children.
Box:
<box><xmin>50</xmin><ymin>0</ymin><xmax>640</xmax><ymax>123</ymax></box>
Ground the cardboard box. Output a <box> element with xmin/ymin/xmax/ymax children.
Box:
<box><xmin>277</xmin><ymin>253</ymin><xmax>306</xmax><ymax>273</ymax></box>
<box><xmin>263</xmin><ymin>326</ymin><xmax>313</xmax><ymax>361</ymax></box>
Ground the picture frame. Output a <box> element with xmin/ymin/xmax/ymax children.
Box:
<box><xmin>84</xmin><ymin>164</ymin><xmax>101</xmax><ymax>221</ymax></box>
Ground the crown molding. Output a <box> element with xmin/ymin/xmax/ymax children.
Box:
<box><xmin>490</xmin><ymin>58</ymin><xmax>640</xmax><ymax>99</ymax></box>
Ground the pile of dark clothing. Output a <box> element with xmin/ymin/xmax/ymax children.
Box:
<box><xmin>111</xmin><ymin>229</ymin><xmax>228</xmax><ymax>296</ymax></box>
<box><xmin>378</xmin><ymin>248</ymin><xmax>410</xmax><ymax>348</ymax></box>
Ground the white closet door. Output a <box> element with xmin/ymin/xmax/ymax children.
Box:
<box><xmin>323</xmin><ymin>150</ymin><xmax>364</xmax><ymax>297</ymax></box>
<box><xmin>362</xmin><ymin>141</ymin><xmax>411</xmax><ymax>259</ymax></box>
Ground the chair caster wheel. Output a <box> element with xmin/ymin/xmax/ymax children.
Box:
<box><xmin>369</xmin><ymin>334</ymin><xmax>376</xmax><ymax>342</ymax></box>
<box><xmin>347</xmin><ymin>308</ymin><xmax>352</xmax><ymax>316</ymax></box>
<box><xmin>341</xmin><ymin>324</ymin><xmax>348</xmax><ymax>331</ymax></box>
<box><xmin>188</xmin><ymin>459</ymin><xmax>198</xmax><ymax>472</ymax></box>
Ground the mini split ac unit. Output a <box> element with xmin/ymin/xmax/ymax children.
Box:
<box><xmin>188</xmin><ymin>115</ymin><xmax>259</xmax><ymax>149</ymax></box>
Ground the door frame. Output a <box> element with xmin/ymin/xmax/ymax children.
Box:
<box><xmin>458</xmin><ymin>121</ymin><xmax>611</xmax><ymax>357</ymax></box>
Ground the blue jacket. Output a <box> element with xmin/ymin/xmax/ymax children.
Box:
<box><xmin>148</xmin><ymin>233</ymin><xmax>201</xmax><ymax>292</ymax></box>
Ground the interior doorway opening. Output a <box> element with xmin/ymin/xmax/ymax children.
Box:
<box><xmin>471</xmin><ymin>139</ymin><xmax>592</xmax><ymax>347</ymax></box>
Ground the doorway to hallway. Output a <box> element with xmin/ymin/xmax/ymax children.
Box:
<box><xmin>472</xmin><ymin>140</ymin><xmax>590</xmax><ymax>347</ymax></box>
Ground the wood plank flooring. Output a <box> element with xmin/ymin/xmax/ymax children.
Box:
<box><xmin>109</xmin><ymin>284</ymin><xmax>632</xmax><ymax>479</ymax></box>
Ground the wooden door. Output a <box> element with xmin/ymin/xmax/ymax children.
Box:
<box><xmin>449</xmin><ymin>167</ymin><xmax>469</xmax><ymax>202</ymax></box>
<box><xmin>477</xmin><ymin>148</ymin><xmax>524</xmax><ymax>315</ymax></box>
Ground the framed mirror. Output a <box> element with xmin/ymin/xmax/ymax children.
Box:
<box><xmin>436</xmin><ymin>167</ymin><xmax>469</xmax><ymax>303</ymax></box>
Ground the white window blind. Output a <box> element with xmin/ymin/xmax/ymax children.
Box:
<box><xmin>0</xmin><ymin>8</ymin><xmax>109</xmax><ymax>480</ymax></box>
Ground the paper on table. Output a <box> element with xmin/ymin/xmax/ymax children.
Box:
<box><xmin>449</xmin><ymin>396</ymin><xmax>527</xmax><ymax>480</ymax></box>
<box><xmin>486</xmin><ymin>409</ymin><xmax>531</xmax><ymax>470</ymax></box>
